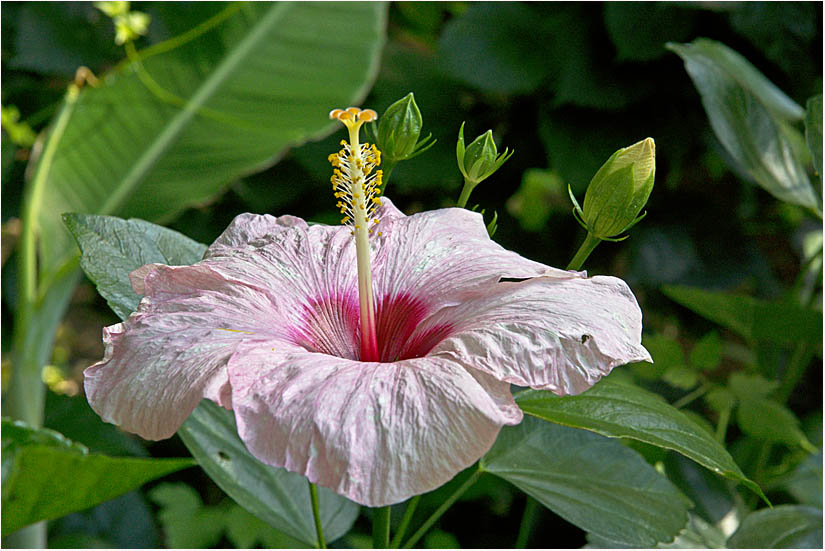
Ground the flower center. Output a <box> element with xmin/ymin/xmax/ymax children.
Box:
<box><xmin>329</xmin><ymin>107</ymin><xmax>383</xmax><ymax>362</ymax></box>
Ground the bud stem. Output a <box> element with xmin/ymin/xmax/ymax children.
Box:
<box><xmin>567</xmin><ymin>232</ymin><xmax>601</xmax><ymax>271</ymax></box>
<box><xmin>456</xmin><ymin>179</ymin><xmax>475</xmax><ymax>209</ymax></box>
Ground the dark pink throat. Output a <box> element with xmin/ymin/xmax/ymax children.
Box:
<box><xmin>291</xmin><ymin>292</ymin><xmax>453</xmax><ymax>362</ymax></box>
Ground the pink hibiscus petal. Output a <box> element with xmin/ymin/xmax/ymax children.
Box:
<box><xmin>85</xmin><ymin>262</ymin><xmax>296</xmax><ymax>440</ymax></box>
<box><xmin>427</xmin><ymin>275</ymin><xmax>651</xmax><ymax>395</ymax></box>
<box><xmin>226</xmin><ymin>343</ymin><xmax>522</xmax><ymax>507</ymax></box>
<box><xmin>372</xmin><ymin>207</ymin><xmax>573</xmax><ymax>308</ymax></box>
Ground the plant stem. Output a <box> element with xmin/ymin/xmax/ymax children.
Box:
<box><xmin>515</xmin><ymin>496</ymin><xmax>539</xmax><ymax>548</ymax></box>
<box><xmin>775</xmin><ymin>342</ymin><xmax>815</xmax><ymax>405</ymax></box>
<box><xmin>456</xmin><ymin>179</ymin><xmax>475</xmax><ymax>208</ymax></box>
<box><xmin>401</xmin><ymin>466</ymin><xmax>482</xmax><ymax>549</ymax></box>
<box><xmin>566</xmin><ymin>232</ymin><xmax>601</xmax><ymax>271</ymax></box>
<box><xmin>372</xmin><ymin>506</ymin><xmax>391</xmax><ymax>549</ymax></box>
<box><xmin>672</xmin><ymin>382</ymin><xmax>710</xmax><ymax>409</ymax></box>
<box><xmin>308</xmin><ymin>482</ymin><xmax>326</xmax><ymax>549</ymax></box>
<box><xmin>389</xmin><ymin>496</ymin><xmax>420</xmax><ymax>548</ymax></box>
<box><xmin>715</xmin><ymin>405</ymin><xmax>731</xmax><ymax>443</ymax></box>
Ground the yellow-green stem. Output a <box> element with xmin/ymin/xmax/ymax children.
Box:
<box><xmin>402</xmin><ymin>466</ymin><xmax>482</xmax><ymax>549</ymax></box>
<box><xmin>567</xmin><ymin>232</ymin><xmax>601</xmax><ymax>271</ymax></box>
<box><xmin>389</xmin><ymin>496</ymin><xmax>420</xmax><ymax>548</ymax></box>
<box><xmin>456</xmin><ymin>178</ymin><xmax>475</xmax><ymax>208</ymax></box>
<box><xmin>308</xmin><ymin>482</ymin><xmax>326</xmax><ymax>549</ymax></box>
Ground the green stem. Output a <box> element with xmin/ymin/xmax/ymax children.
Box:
<box><xmin>672</xmin><ymin>382</ymin><xmax>710</xmax><ymax>410</ymax></box>
<box><xmin>775</xmin><ymin>342</ymin><xmax>815</xmax><ymax>405</ymax></box>
<box><xmin>401</xmin><ymin>466</ymin><xmax>482</xmax><ymax>549</ymax></box>
<box><xmin>515</xmin><ymin>496</ymin><xmax>539</xmax><ymax>548</ymax></box>
<box><xmin>389</xmin><ymin>496</ymin><xmax>420</xmax><ymax>549</ymax></box>
<box><xmin>566</xmin><ymin>232</ymin><xmax>601</xmax><ymax>271</ymax></box>
<box><xmin>456</xmin><ymin>178</ymin><xmax>475</xmax><ymax>208</ymax></box>
<box><xmin>715</xmin><ymin>405</ymin><xmax>731</xmax><ymax>443</ymax></box>
<box><xmin>372</xmin><ymin>506</ymin><xmax>391</xmax><ymax>549</ymax></box>
<box><xmin>308</xmin><ymin>482</ymin><xmax>326</xmax><ymax>549</ymax></box>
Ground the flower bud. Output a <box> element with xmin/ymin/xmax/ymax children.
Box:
<box><xmin>456</xmin><ymin>122</ymin><xmax>513</xmax><ymax>186</ymax></box>
<box><xmin>576</xmin><ymin>138</ymin><xmax>655</xmax><ymax>240</ymax></box>
<box><xmin>375</xmin><ymin>93</ymin><xmax>435</xmax><ymax>168</ymax></box>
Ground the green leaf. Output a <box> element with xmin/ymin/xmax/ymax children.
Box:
<box><xmin>662</xmin><ymin>284</ymin><xmax>823</xmax><ymax>347</ymax></box>
<box><xmin>149</xmin><ymin>484</ymin><xmax>226</xmax><ymax>549</ymax></box>
<box><xmin>689</xmin><ymin>331</ymin><xmax>722</xmax><ymax>371</ymax></box>
<box><xmin>736</xmin><ymin>397</ymin><xmax>815</xmax><ymax>450</ymax></box>
<box><xmin>667</xmin><ymin>38</ymin><xmax>819</xmax><ymax>211</ymax></box>
<box><xmin>63</xmin><ymin>213</ymin><xmax>207</xmax><ymax>319</ymax></box>
<box><xmin>35</xmin><ymin>1</ymin><xmax>387</xmax><ymax>283</ymax></box>
<box><xmin>480</xmin><ymin>417</ymin><xmax>690</xmax><ymax>547</ymax></box>
<box><xmin>515</xmin><ymin>380</ymin><xmax>765</xmax><ymax>500</ymax></box>
<box><xmin>634</xmin><ymin>333</ymin><xmax>685</xmax><ymax>380</ymax></box>
<box><xmin>224</xmin><ymin>503</ymin><xmax>308</xmax><ymax>549</ymax></box>
<box><xmin>727</xmin><ymin>505</ymin><xmax>823</xmax><ymax>548</ymax></box>
<box><xmin>728</xmin><ymin>372</ymin><xmax>779</xmax><ymax>400</ymax></box>
<box><xmin>1</xmin><ymin>418</ymin><xmax>193</xmax><ymax>536</ymax></box>
<box><xmin>437</xmin><ymin>3</ymin><xmax>548</xmax><ymax>94</ymax></box>
<box><xmin>604</xmin><ymin>3</ymin><xmax>696</xmax><ymax>62</ymax></box>
<box><xmin>662</xmin><ymin>364</ymin><xmax>699</xmax><ymax>390</ymax></box>
<box><xmin>806</xmin><ymin>95</ymin><xmax>822</xmax><ymax>179</ymax></box>
<box><xmin>177</xmin><ymin>400</ymin><xmax>359</xmax><ymax>546</ymax></box>
<box><xmin>778</xmin><ymin>450</ymin><xmax>823</xmax><ymax>508</ymax></box>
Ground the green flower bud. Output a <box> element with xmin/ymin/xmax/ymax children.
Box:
<box><xmin>374</xmin><ymin>93</ymin><xmax>436</xmax><ymax>167</ymax></box>
<box><xmin>456</xmin><ymin>122</ymin><xmax>513</xmax><ymax>186</ymax></box>
<box><xmin>573</xmin><ymin>138</ymin><xmax>655</xmax><ymax>240</ymax></box>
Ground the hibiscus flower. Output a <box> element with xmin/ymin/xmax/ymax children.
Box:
<box><xmin>85</xmin><ymin>108</ymin><xmax>650</xmax><ymax>507</ymax></box>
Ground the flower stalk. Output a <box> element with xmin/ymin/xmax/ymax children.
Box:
<box><xmin>308</xmin><ymin>481</ymin><xmax>327</xmax><ymax>549</ymax></box>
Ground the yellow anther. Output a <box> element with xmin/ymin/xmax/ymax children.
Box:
<box><xmin>359</xmin><ymin>109</ymin><xmax>378</xmax><ymax>122</ymax></box>
<box><xmin>346</xmin><ymin>106</ymin><xmax>360</xmax><ymax>115</ymax></box>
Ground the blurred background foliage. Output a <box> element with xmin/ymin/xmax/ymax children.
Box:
<box><xmin>1</xmin><ymin>1</ymin><xmax>822</xmax><ymax>548</ymax></box>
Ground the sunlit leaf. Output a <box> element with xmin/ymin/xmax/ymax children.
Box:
<box><xmin>481</xmin><ymin>417</ymin><xmax>690</xmax><ymax>547</ymax></box>
<box><xmin>1</xmin><ymin>418</ymin><xmax>193</xmax><ymax>536</ymax></box>
<box><xmin>668</xmin><ymin>38</ymin><xmax>819</xmax><ymax>211</ymax></box>
<box><xmin>35</xmin><ymin>1</ymin><xmax>387</xmax><ymax>283</ymax></box>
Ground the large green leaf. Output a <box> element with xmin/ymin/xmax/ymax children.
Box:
<box><xmin>727</xmin><ymin>505</ymin><xmax>823</xmax><ymax>548</ymax></box>
<box><xmin>480</xmin><ymin>417</ymin><xmax>691</xmax><ymax>547</ymax></box>
<box><xmin>515</xmin><ymin>380</ymin><xmax>765</xmax><ymax>501</ymax></box>
<box><xmin>178</xmin><ymin>400</ymin><xmax>359</xmax><ymax>547</ymax></box>
<box><xmin>36</xmin><ymin>1</ymin><xmax>386</xmax><ymax>282</ymax></box>
<box><xmin>66</xmin><ymin>214</ymin><xmax>359</xmax><ymax>546</ymax></box>
<box><xmin>662</xmin><ymin>284</ymin><xmax>823</xmax><ymax>348</ymax></box>
<box><xmin>1</xmin><ymin>418</ymin><xmax>193</xmax><ymax>536</ymax></box>
<box><xmin>64</xmin><ymin>213</ymin><xmax>207</xmax><ymax>319</ymax></box>
<box><xmin>668</xmin><ymin>38</ymin><xmax>819</xmax><ymax>211</ymax></box>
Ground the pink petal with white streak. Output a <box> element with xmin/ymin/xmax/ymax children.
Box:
<box><xmin>227</xmin><ymin>343</ymin><xmax>522</xmax><ymax>507</ymax></box>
